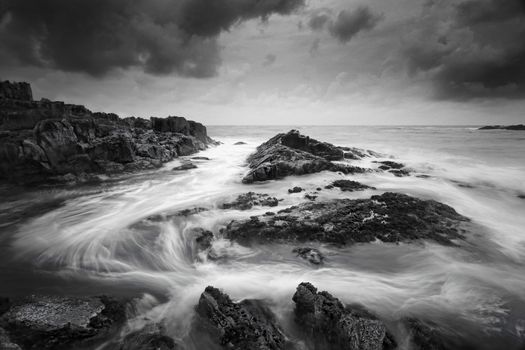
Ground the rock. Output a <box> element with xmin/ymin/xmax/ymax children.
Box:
<box><xmin>478</xmin><ymin>124</ymin><xmax>525</xmax><ymax>130</ymax></box>
<box><xmin>234</xmin><ymin>141</ymin><xmax>247</xmax><ymax>145</ymax></box>
<box><xmin>191</xmin><ymin>156</ymin><xmax>210</xmax><ymax>160</ymax></box>
<box><xmin>327</xmin><ymin>180</ymin><xmax>375</xmax><ymax>192</ymax></box>
<box><xmin>195</xmin><ymin>286</ymin><xmax>286</xmax><ymax>350</ymax></box>
<box><xmin>0</xmin><ymin>81</ymin><xmax>32</xmax><ymax>101</ymax></box>
<box><xmin>288</xmin><ymin>186</ymin><xmax>303</xmax><ymax>193</ymax></box>
<box><xmin>305</xmin><ymin>194</ymin><xmax>317</xmax><ymax>201</ymax></box>
<box><xmin>374</xmin><ymin>161</ymin><xmax>410</xmax><ymax>177</ymax></box>
<box><xmin>403</xmin><ymin>318</ymin><xmax>450</xmax><ymax>350</ymax></box>
<box><xmin>0</xmin><ymin>81</ymin><xmax>215</xmax><ymax>185</ymax></box>
<box><xmin>0</xmin><ymin>295</ymin><xmax>126</xmax><ymax>350</ymax></box>
<box><xmin>242</xmin><ymin>130</ymin><xmax>366</xmax><ymax>183</ymax></box>
<box><xmin>120</xmin><ymin>324</ymin><xmax>177</xmax><ymax>350</ymax></box>
<box><xmin>0</xmin><ymin>327</ymin><xmax>22</xmax><ymax>350</ymax></box>
<box><xmin>292</xmin><ymin>248</ymin><xmax>324</xmax><ymax>264</ymax></box>
<box><xmin>292</xmin><ymin>282</ymin><xmax>395</xmax><ymax>350</ymax></box>
<box><xmin>172</xmin><ymin>162</ymin><xmax>197</xmax><ymax>171</ymax></box>
<box><xmin>222</xmin><ymin>192</ymin><xmax>468</xmax><ymax>246</ymax></box>
<box><xmin>195</xmin><ymin>229</ymin><xmax>214</xmax><ymax>251</ymax></box>
<box><xmin>221</xmin><ymin>192</ymin><xmax>279</xmax><ymax>210</ymax></box>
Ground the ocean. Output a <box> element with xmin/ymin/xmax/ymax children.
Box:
<box><xmin>1</xmin><ymin>125</ymin><xmax>525</xmax><ymax>349</ymax></box>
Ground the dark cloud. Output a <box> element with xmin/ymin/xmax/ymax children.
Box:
<box><xmin>0</xmin><ymin>0</ymin><xmax>304</xmax><ymax>78</ymax></box>
<box><xmin>263</xmin><ymin>54</ymin><xmax>277</xmax><ymax>66</ymax></box>
<box><xmin>306</xmin><ymin>6</ymin><xmax>382</xmax><ymax>43</ymax></box>
<box><xmin>403</xmin><ymin>0</ymin><xmax>525</xmax><ymax>99</ymax></box>
<box><xmin>329</xmin><ymin>7</ymin><xmax>382</xmax><ymax>43</ymax></box>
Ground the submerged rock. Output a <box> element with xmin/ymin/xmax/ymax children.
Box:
<box><xmin>292</xmin><ymin>282</ymin><xmax>395</xmax><ymax>350</ymax></box>
<box><xmin>195</xmin><ymin>286</ymin><xmax>286</xmax><ymax>350</ymax></box>
<box><xmin>223</xmin><ymin>192</ymin><xmax>468</xmax><ymax>246</ymax></box>
<box><xmin>0</xmin><ymin>80</ymin><xmax>215</xmax><ymax>185</ymax></box>
<box><xmin>326</xmin><ymin>179</ymin><xmax>375</xmax><ymax>192</ymax></box>
<box><xmin>172</xmin><ymin>162</ymin><xmax>197</xmax><ymax>171</ymax></box>
<box><xmin>0</xmin><ymin>295</ymin><xmax>126</xmax><ymax>350</ymax></box>
<box><xmin>221</xmin><ymin>192</ymin><xmax>279</xmax><ymax>210</ymax></box>
<box><xmin>292</xmin><ymin>247</ymin><xmax>324</xmax><ymax>265</ymax></box>
<box><xmin>194</xmin><ymin>228</ymin><xmax>214</xmax><ymax>251</ymax></box>
<box><xmin>234</xmin><ymin>141</ymin><xmax>247</xmax><ymax>145</ymax></box>
<box><xmin>120</xmin><ymin>324</ymin><xmax>177</xmax><ymax>350</ymax></box>
<box><xmin>242</xmin><ymin>130</ymin><xmax>366</xmax><ymax>183</ymax></box>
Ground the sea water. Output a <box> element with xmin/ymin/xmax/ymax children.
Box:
<box><xmin>1</xmin><ymin>125</ymin><xmax>524</xmax><ymax>349</ymax></box>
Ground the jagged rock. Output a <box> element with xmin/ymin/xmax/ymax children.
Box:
<box><xmin>221</xmin><ymin>192</ymin><xmax>279</xmax><ymax>210</ymax></box>
<box><xmin>222</xmin><ymin>192</ymin><xmax>468</xmax><ymax>246</ymax></box>
<box><xmin>292</xmin><ymin>248</ymin><xmax>324</xmax><ymax>264</ymax></box>
<box><xmin>0</xmin><ymin>81</ymin><xmax>214</xmax><ymax>185</ymax></box>
<box><xmin>0</xmin><ymin>295</ymin><xmax>126</xmax><ymax>350</ymax></box>
<box><xmin>288</xmin><ymin>186</ymin><xmax>303</xmax><ymax>193</ymax></box>
<box><xmin>195</xmin><ymin>286</ymin><xmax>286</xmax><ymax>350</ymax></box>
<box><xmin>326</xmin><ymin>180</ymin><xmax>375</xmax><ymax>192</ymax></box>
<box><xmin>242</xmin><ymin>130</ymin><xmax>366</xmax><ymax>183</ymax></box>
<box><xmin>172</xmin><ymin>162</ymin><xmax>197</xmax><ymax>171</ymax></box>
<box><xmin>120</xmin><ymin>324</ymin><xmax>177</xmax><ymax>350</ymax></box>
<box><xmin>292</xmin><ymin>282</ymin><xmax>396</xmax><ymax>350</ymax></box>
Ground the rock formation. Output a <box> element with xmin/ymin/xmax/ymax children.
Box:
<box><xmin>292</xmin><ymin>282</ymin><xmax>396</xmax><ymax>350</ymax></box>
<box><xmin>478</xmin><ymin>124</ymin><xmax>525</xmax><ymax>130</ymax></box>
<box><xmin>222</xmin><ymin>192</ymin><xmax>468</xmax><ymax>246</ymax></box>
<box><xmin>0</xmin><ymin>80</ymin><xmax>215</xmax><ymax>184</ymax></box>
<box><xmin>325</xmin><ymin>179</ymin><xmax>375</xmax><ymax>191</ymax></box>
<box><xmin>221</xmin><ymin>192</ymin><xmax>280</xmax><ymax>210</ymax></box>
<box><xmin>242</xmin><ymin>130</ymin><xmax>369</xmax><ymax>183</ymax></box>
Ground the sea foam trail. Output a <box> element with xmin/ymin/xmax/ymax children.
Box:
<box><xmin>7</xmin><ymin>132</ymin><xmax>525</xmax><ymax>348</ymax></box>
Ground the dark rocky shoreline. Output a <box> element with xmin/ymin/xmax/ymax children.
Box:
<box><xmin>0</xmin><ymin>81</ymin><xmax>216</xmax><ymax>185</ymax></box>
<box><xmin>478</xmin><ymin>124</ymin><xmax>525</xmax><ymax>130</ymax></box>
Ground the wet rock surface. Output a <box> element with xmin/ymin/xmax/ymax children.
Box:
<box><xmin>120</xmin><ymin>324</ymin><xmax>177</xmax><ymax>350</ymax></box>
<box><xmin>373</xmin><ymin>161</ymin><xmax>410</xmax><ymax>177</ymax></box>
<box><xmin>326</xmin><ymin>179</ymin><xmax>375</xmax><ymax>192</ymax></box>
<box><xmin>172</xmin><ymin>162</ymin><xmax>198</xmax><ymax>171</ymax></box>
<box><xmin>0</xmin><ymin>295</ymin><xmax>126</xmax><ymax>350</ymax></box>
<box><xmin>223</xmin><ymin>192</ymin><xmax>468</xmax><ymax>246</ymax></box>
<box><xmin>0</xmin><ymin>81</ymin><xmax>215</xmax><ymax>185</ymax></box>
<box><xmin>242</xmin><ymin>130</ymin><xmax>367</xmax><ymax>183</ymax></box>
<box><xmin>292</xmin><ymin>282</ymin><xmax>396</xmax><ymax>350</ymax></box>
<box><xmin>288</xmin><ymin>186</ymin><xmax>303</xmax><ymax>193</ymax></box>
<box><xmin>293</xmin><ymin>247</ymin><xmax>324</xmax><ymax>265</ymax></box>
<box><xmin>221</xmin><ymin>192</ymin><xmax>280</xmax><ymax>210</ymax></box>
<box><xmin>195</xmin><ymin>286</ymin><xmax>286</xmax><ymax>350</ymax></box>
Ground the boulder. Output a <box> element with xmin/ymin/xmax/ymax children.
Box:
<box><xmin>292</xmin><ymin>248</ymin><xmax>324</xmax><ymax>265</ymax></box>
<box><xmin>292</xmin><ymin>282</ymin><xmax>396</xmax><ymax>350</ymax></box>
<box><xmin>172</xmin><ymin>162</ymin><xmax>197</xmax><ymax>171</ymax></box>
<box><xmin>288</xmin><ymin>186</ymin><xmax>303</xmax><ymax>193</ymax></box>
<box><xmin>195</xmin><ymin>286</ymin><xmax>286</xmax><ymax>350</ymax></box>
<box><xmin>326</xmin><ymin>180</ymin><xmax>375</xmax><ymax>192</ymax></box>
<box><xmin>221</xmin><ymin>192</ymin><xmax>280</xmax><ymax>210</ymax></box>
<box><xmin>242</xmin><ymin>130</ymin><xmax>366</xmax><ymax>183</ymax></box>
<box><xmin>0</xmin><ymin>295</ymin><xmax>126</xmax><ymax>350</ymax></box>
<box><xmin>222</xmin><ymin>192</ymin><xmax>469</xmax><ymax>246</ymax></box>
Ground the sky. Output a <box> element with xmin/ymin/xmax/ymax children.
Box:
<box><xmin>0</xmin><ymin>0</ymin><xmax>524</xmax><ymax>125</ymax></box>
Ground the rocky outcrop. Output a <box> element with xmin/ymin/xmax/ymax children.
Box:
<box><xmin>0</xmin><ymin>81</ymin><xmax>215</xmax><ymax>184</ymax></box>
<box><xmin>292</xmin><ymin>282</ymin><xmax>395</xmax><ymax>350</ymax></box>
<box><xmin>326</xmin><ymin>180</ymin><xmax>375</xmax><ymax>192</ymax></box>
<box><xmin>195</xmin><ymin>286</ymin><xmax>286</xmax><ymax>350</ymax></box>
<box><xmin>221</xmin><ymin>192</ymin><xmax>280</xmax><ymax>210</ymax></box>
<box><xmin>222</xmin><ymin>192</ymin><xmax>468</xmax><ymax>246</ymax></box>
<box><xmin>478</xmin><ymin>124</ymin><xmax>525</xmax><ymax>130</ymax></box>
<box><xmin>242</xmin><ymin>130</ymin><xmax>367</xmax><ymax>183</ymax></box>
<box><xmin>0</xmin><ymin>295</ymin><xmax>126</xmax><ymax>350</ymax></box>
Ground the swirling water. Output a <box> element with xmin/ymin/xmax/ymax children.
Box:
<box><xmin>1</xmin><ymin>125</ymin><xmax>525</xmax><ymax>349</ymax></box>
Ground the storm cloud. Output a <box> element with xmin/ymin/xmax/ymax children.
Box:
<box><xmin>307</xmin><ymin>6</ymin><xmax>382</xmax><ymax>43</ymax></box>
<box><xmin>0</xmin><ymin>0</ymin><xmax>304</xmax><ymax>77</ymax></box>
<box><xmin>403</xmin><ymin>0</ymin><xmax>525</xmax><ymax>99</ymax></box>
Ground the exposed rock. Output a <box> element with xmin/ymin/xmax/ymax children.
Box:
<box><xmin>478</xmin><ymin>124</ymin><xmax>525</xmax><ymax>130</ymax></box>
<box><xmin>403</xmin><ymin>318</ymin><xmax>450</xmax><ymax>350</ymax></box>
<box><xmin>242</xmin><ymin>130</ymin><xmax>366</xmax><ymax>183</ymax></box>
<box><xmin>374</xmin><ymin>161</ymin><xmax>410</xmax><ymax>177</ymax></box>
<box><xmin>305</xmin><ymin>194</ymin><xmax>317</xmax><ymax>201</ymax></box>
<box><xmin>172</xmin><ymin>162</ymin><xmax>198</xmax><ymax>171</ymax></box>
<box><xmin>222</xmin><ymin>192</ymin><xmax>468</xmax><ymax>246</ymax></box>
<box><xmin>195</xmin><ymin>286</ymin><xmax>286</xmax><ymax>350</ymax></box>
<box><xmin>288</xmin><ymin>186</ymin><xmax>303</xmax><ymax>193</ymax></box>
<box><xmin>234</xmin><ymin>141</ymin><xmax>247</xmax><ymax>145</ymax></box>
<box><xmin>195</xmin><ymin>229</ymin><xmax>214</xmax><ymax>251</ymax></box>
<box><xmin>0</xmin><ymin>81</ymin><xmax>215</xmax><ymax>185</ymax></box>
<box><xmin>221</xmin><ymin>192</ymin><xmax>279</xmax><ymax>210</ymax></box>
<box><xmin>292</xmin><ymin>282</ymin><xmax>395</xmax><ymax>350</ymax></box>
<box><xmin>120</xmin><ymin>324</ymin><xmax>177</xmax><ymax>350</ymax></box>
<box><xmin>326</xmin><ymin>180</ymin><xmax>375</xmax><ymax>192</ymax></box>
<box><xmin>292</xmin><ymin>248</ymin><xmax>324</xmax><ymax>265</ymax></box>
<box><xmin>0</xmin><ymin>295</ymin><xmax>126</xmax><ymax>350</ymax></box>
<box><xmin>191</xmin><ymin>156</ymin><xmax>210</xmax><ymax>160</ymax></box>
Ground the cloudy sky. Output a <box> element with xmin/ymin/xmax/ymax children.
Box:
<box><xmin>1</xmin><ymin>0</ymin><xmax>524</xmax><ymax>125</ymax></box>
